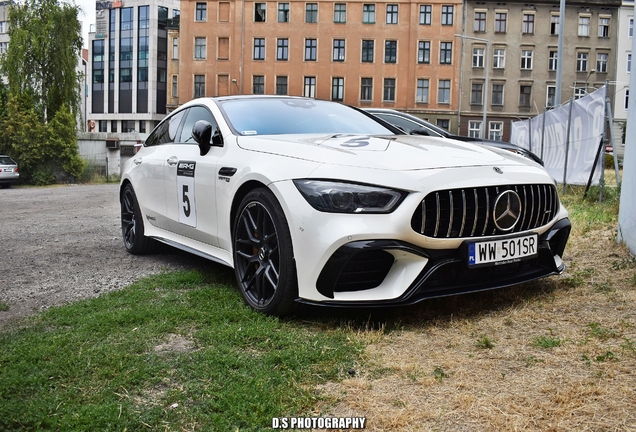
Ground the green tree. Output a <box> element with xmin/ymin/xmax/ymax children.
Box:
<box><xmin>3</xmin><ymin>0</ymin><xmax>82</xmax><ymax>123</ymax></box>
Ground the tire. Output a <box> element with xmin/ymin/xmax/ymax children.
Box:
<box><xmin>233</xmin><ymin>188</ymin><xmax>298</xmax><ymax>315</ymax></box>
<box><xmin>120</xmin><ymin>183</ymin><xmax>157</xmax><ymax>254</ymax></box>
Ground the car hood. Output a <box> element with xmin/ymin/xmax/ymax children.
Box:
<box><xmin>236</xmin><ymin>134</ymin><xmax>530</xmax><ymax>171</ymax></box>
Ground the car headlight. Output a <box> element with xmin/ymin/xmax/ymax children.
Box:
<box><xmin>293</xmin><ymin>180</ymin><xmax>406</xmax><ymax>213</ymax></box>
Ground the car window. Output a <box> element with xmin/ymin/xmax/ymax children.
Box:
<box><xmin>219</xmin><ymin>98</ymin><xmax>393</xmax><ymax>136</ymax></box>
<box><xmin>146</xmin><ymin>110</ymin><xmax>186</xmax><ymax>147</ymax></box>
<box><xmin>178</xmin><ymin>106</ymin><xmax>218</xmax><ymax>144</ymax></box>
<box><xmin>0</xmin><ymin>157</ymin><xmax>16</xmax><ymax>165</ymax></box>
<box><xmin>375</xmin><ymin>113</ymin><xmax>443</xmax><ymax>137</ymax></box>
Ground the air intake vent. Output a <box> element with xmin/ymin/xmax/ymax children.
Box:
<box><xmin>411</xmin><ymin>184</ymin><xmax>559</xmax><ymax>238</ymax></box>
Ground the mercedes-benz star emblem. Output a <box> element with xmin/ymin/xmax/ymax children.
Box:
<box><xmin>493</xmin><ymin>190</ymin><xmax>522</xmax><ymax>232</ymax></box>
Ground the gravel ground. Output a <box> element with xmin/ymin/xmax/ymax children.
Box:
<box><xmin>0</xmin><ymin>184</ymin><xmax>216</xmax><ymax>327</ymax></box>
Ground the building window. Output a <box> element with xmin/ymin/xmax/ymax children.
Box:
<box><xmin>493</xmin><ymin>48</ymin><xmax>505</xmax><ymax>68</ymax></box>
<box><xmin>253</xmin><ymin>38</ymin><xmax>265</xmax><ymax>60</ymax></box>
<box><xmin>386</xmin><ymin>4</ymin><xmax>398</xmax><ymax>24</ymax></box>
<box><xmin>495</xmin><ymin>12</ymin><xmax>507</xmax><ymax>33</ymax></box>
<box><xmin>549</xmin><ymin>51</ymin><xmax>558</xmax><ymax>71</ymax></box>
<box><xmin>0</xmin><ymin>21</ymin><xmax>7</xmax><ymax>34</ymax></box>
<box><xmin>361</xmin><ymin>77</ymin><xmax>373</xmax><ymax>101</ymax></box>
<box><xmin>363</xmin><ymin>4</ymin><xmax>375</xmax><ymax>23</ymax></box>
<box><xmin>599</xmin><ymin>17</ymin><xmax>610</xmax><ymax>37</ymax></box>
<box><xmin>628</xmin><ymin>53</ymin><xmax>632</xmax><ymax>73</ymax></box>
<box><xmin>253</xmin><ymin>75</ymin><xmax>265</xmax><ymax>94</ymax></box>
<box><xmin>519</xmin><ymin>85</ymin><xmax>531</xmax><ymax>106</ymax></box>
<box><xmin>440</xmin><ymin>42</ymin><xmax>452</xmax><ymax>64</ymax></box>
<box><xmin>437</xmin><ymin>119</ymin><xmax>449</xmax><ymax>130</ymax></box>
<box><xmin>172</xmin><ymin>75</ymin><xmax>178</xmax><ymax>97</ymax></box>
<box><xmin>333</xmin><ymin>39</ymin><xmax>345</xmax><ymax>61</ymax></box>
<box><xmin>332</xmin><ymin>77</ymin><xmax>344</xmax><ymax>100</ymax></box>
<box><xmin>416</xmin><ymin>79</ymin><xmax>429</xmax><ymax>103</ymax></box>
<box><xmin>385</xmin><ymin>40</ymin><xmax>397</xmax><ymax>63</ymax></box>
<box><xmin>277</xmin><ymin>38</ymin><xmax>289</xmax><ymax>60</ymax></box>
<box><xmin>194</xmin><ymin>37</ymin><xmax>206</xmax><ymax>59</ymax></box>
<box><xmin>419</xmin><ymin>5</ymin><xmax>431</xmax><ymax>25</ymax></box>
<box><xmin>492</xmin><ymin>83</ymin><xmax>504</xmax><ymax>105</ymax></box>
<box><xmin>305</xmin><ymin>39</ymin><xmax>317</xmax><ymax>60</ymax></box>
<box><xmin>139</xmin><ymin>121</ymin><xmax>146</xmax><ymax>133</ymax></box>
<box><xmin>383</xmin><ymin>78</ymin><xmax>396</xmax><ymax>101</ymax></box>
<box><xmin>362</xmin><ymin>40</ymin><xmax>374</xmax><ymax>62</ymax></box>
<box><xmin>577</xmin><ymin>52</ymin><xmax>588</xmax><ymax>72</ymax></box>
<box><xmin>597</xmin><ymin>53</ymin><xmax>608</xmax><ymax>73</ymax></box>
<box><xmin>471</xmin><ymin>83</ymin><xmax>483</xmax><ymax>105</ymax></box>
<box><xmin>630</xmin><ymin>18</ymin><xmax>634</xmax><ymax>37</ymax></box>
<box><xmin>418</xmin><ymin>41</ymin><xmax>430</xmax><ymax>64</ymax></box>
<box><xmin>579</xmin><ymin>16</ymin><xmax>590</xmax><ymax>36</ymax></box>
<box><xmin>574</xmin><ymin>87</ymin><xmax>586</xmax><ymax>99</ymax></box>
<box><xmin>194</xmin><ymin>75</ymin><xmax>205</xmax><ymax>97</ymax></box>
<box><xmin>304</xmin><ymin>76</ymin><xmax>316</xmax><ymax>97</ymax></box>
<box><xmin>441</xmin><ymin>5</ymin><xmax>453</xmax><ymax>25</ymax></box>
<box><xmin>473</xmin><ymin>48</ymin><xmax>484</xmax><ymax>68</ymax></box>
<box><xmin>469</xmin><ymin>121</ymin><xmax>482</xmax><ymax>138</ymax></box>
<box><xmin>551</xmin><ymin>14</ymin><xmax>560</xmax><ymax>35</ymax></box>
<box><xmin>438</xmin><ymin>79</ymin><xmax>451</xmax><ymax>103</ymax></box>
<box><xmin>474</xmin><ymin>11</ymin><xmax>486</xmax><ymax>32</ymax></box>
<box><xmin>306</xmin><ymin>3</ymin><xmax>318</xmax><ymax>23</ymax></box>
<box><xmin>521</xmin><ymin>49</ymin><xmax>533</xmax><ymax>70</ymax></box>
<box><xmin>625</xmin><ymin>89</ymin><xmax>630</xmax><ymax>109</ymax></box>
<box><xmin>111</xmin><ymin>120</ymin><xmax>118</xmax><ymax>132</ymax></box>
<box><xmin>218</xmin><ymin>37</ymin><xmax>230</xmax><ymax>59</ymax></box>
<box><xmin>278</xmin><ymin>3</ymin><xmax>290</xmax><ymax>22</ymax></box>
<box><xmin>276</xmin><ymin>76</ymin><xmax>288</xmax><ymax>95</ymax></box>
<box><xmin>172</xmin><ymin>37</ymin><xmax>179</xmax><ymax>59</ymax></box>
<box><xmin>255</xmin><ymin>3</ymin><xmax>266</xmax><ymax>22</ymax></box>
<box><xmin>334</xmin><ymin>3</ymin><xmax>346</xmax><ymax>23</ymax></box>
<box><xmin>195</xmin><ymin>2</ymin><xmax>207</xmax><ymax>21</ymax></box>
<box><xmin>99</xmin><ymin>120</ymin><xmax>108</xmax><ymax>132</ymax></box>
<box><xmin>0</xmin><ymin>41</ymin><xmax>7</xmax><ymax>55</ymax></box>
<box><xmin>489</xmin><ymin>122</ymin><xmax>503</xmax><ymax>141</ymax></box>
<box><xmin>547</xmin><ymin>86</ymin><xmax>556</xmax><ymax>107</ymax></box>
<box><xmin>522</xmin><ymin>14</ymin><xmax>534</xmax><ymax>34</ymax></box>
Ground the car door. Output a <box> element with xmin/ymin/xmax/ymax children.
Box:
<box><xmin>163</xmin><ymin>105</ymin><xmax>221</xmax><ymax>247</ymax></box>
<box><xmin>129</xmin><ymin>109</ymin><xmax>186</xmax><ymax>229</ymax></box>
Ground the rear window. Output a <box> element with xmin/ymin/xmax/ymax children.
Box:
<box><xmin>0</xmin><ymin>157</ymin><xmax>16</xmax><ymax>165</ymax></box>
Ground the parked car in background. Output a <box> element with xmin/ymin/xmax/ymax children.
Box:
<box><xmin>363</xmin><ymin>108</ymin><xmax>544</xmax><ymax>166</ymax></box>
<box><xmin>120</xmin><ymin>96</ymin><xmax>570</xmax><ymax>315</ymax></box>
<box><xmin>0</xmin><ymin>156</ymin><xmax>19</xmax><ymax>189</ymax></box>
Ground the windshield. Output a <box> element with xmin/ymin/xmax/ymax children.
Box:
<box><xmin>218</xmin><ymin>98</ymin><xmax>394</xmax><ymax>136</ymax></box>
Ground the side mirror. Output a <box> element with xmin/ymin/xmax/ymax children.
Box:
<box><xmin>410</xmin><ymin>128</ymin><xmax>431</xmax><ymax>136</ymax></box>
<box><xmin>192</xmin><ymin>120</ymin><xmax>223</xmax><ymax>156</ymax></box>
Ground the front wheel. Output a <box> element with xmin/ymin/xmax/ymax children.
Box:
<box><xmin>233</xmin><ymin>188</ymin><xmax>298</xmax><ymax>315</ymax></box>
<box><xmin>120</xmin><ymin>183</ymin><xmax>157</xmax><ymax>254</ymax></box>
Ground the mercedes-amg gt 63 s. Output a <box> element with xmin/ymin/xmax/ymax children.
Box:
<box><xmin>120</xmin><ymin>96</ymin><xmax>571</xmax><ymax>315</ymax></box>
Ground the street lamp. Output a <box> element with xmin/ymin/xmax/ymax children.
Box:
<box><xmin>585</xmin><ymin>69</ymin><xmax>596</xmax><ymax>94</ymax></box>
<box><xmin>455</xmin><ymin>34</ymin><xmax>490</xmax><ymax>139</ymax></box>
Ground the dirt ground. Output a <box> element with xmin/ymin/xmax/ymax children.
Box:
<box><xmin>0</xmin><ymin>184</ymin><xmax>212</xmax><ymax>326</ymax></box>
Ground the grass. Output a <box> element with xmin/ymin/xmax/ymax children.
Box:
<box><xmin>2</xmin><ymin>176</ymin><xmax>635</xmax><ymax>431</ymax></box>
<box><xmin>0</xmin><ymin>271</ymin><xmax>363</xmax><ymax>430</ymax></box>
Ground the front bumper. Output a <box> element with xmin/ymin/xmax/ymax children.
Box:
<box><xmin>299</xmin><ymin>218</ymin><xmax>571</xmax><ymax>307</ymax></box>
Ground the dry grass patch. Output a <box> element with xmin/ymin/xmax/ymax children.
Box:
<box><xmin>314</xmin><ymin>188</ymin><xmax>636</xmax><ymax>431</ymax></box>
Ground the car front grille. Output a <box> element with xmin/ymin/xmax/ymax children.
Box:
<box><xmin>411</xmin><ymin>184</ymin><xmax>559</xmax><ymax>238</ymax></box>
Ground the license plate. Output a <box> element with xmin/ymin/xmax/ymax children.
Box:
<box><xmin>4</xmin><ymin>168</ymin><xmax>13</xmax><ymax>172</ymax></box>
<box><xmin>467</xmin><ymin>234</ymin><xmax>538</xmax><ymax>267</ymax></box>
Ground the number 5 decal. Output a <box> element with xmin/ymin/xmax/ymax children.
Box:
<box><xmin>177</xmin><ymin>161</ymin><xmax>197</xmax><ymax>227</ymax></box>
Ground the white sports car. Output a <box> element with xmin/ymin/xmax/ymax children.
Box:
<box><xmin>120</xmin><ymin>96</ymin><xmax>571</xmax><ymax>315</ymax></box>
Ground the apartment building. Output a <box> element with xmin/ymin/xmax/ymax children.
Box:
<box><xmin>613</xmin><ymin>0</ymin><xmax>633</xmax><ymax>147</ymax></box>
<box><xmin>87</xmin><ymin>0</ymin><xmax>180</xmax><ymax>134</ymax></box>
<box><xmin>459</xmin><ymin>0</ymin><xmax>621</xmax><ymax>141</ymax></box>
<box><xmin>0</xmin><ymin>1</ymin><xmax>11</xmax><ymax>66</ymax></box>
<box><xmin>176</xmin><ymin>0</ymin><xmax>463</xmax><ymax>130</ymax></box>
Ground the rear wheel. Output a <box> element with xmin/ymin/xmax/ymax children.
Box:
<box><xmin>121</xmin><ymin>183</ymin><xmax>157</xmax><ymax>254</ymax></box>
<box><xmin>233</xmin><ymin>188</ymin><xmax>297</xmax><ymax>315</ymax></box>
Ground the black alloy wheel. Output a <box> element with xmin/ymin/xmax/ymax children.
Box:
<box><xmin>121</xmin><ymin>183</ymin><xmax>157</xmax><ymax>254</ymax></box>
<box><xmin>233</xmin><ymin>188</ymin><xmax>297</xmax><ymax>315</ymax></box>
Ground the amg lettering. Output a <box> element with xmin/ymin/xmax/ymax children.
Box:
<box><xmin>179</xmin><ymin>163</ymin><xmax>195</xmax><ymax>170</ymax></box>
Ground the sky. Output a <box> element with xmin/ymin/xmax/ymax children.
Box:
<box><xmin>74</xmin><ymin>0</ymin><xmax>96</xmax><ymax>48</ymax></box>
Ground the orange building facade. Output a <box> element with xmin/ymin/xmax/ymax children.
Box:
<box><xmin>177</xmin><ymin>0</ymin><xmax>462</xmax><ymax>130</ymax></box>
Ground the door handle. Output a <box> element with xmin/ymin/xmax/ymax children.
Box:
<box><xmin>167</xmin><ymin>156</ymin><xmax>179</xmax><ymax>166</ymax></box>
<box><xmin>133</xmin><ymin>158</ymin><xmax>142</xmax><ymax>165</ymax></box>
